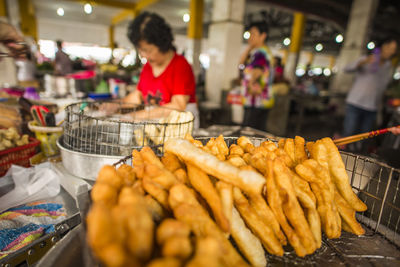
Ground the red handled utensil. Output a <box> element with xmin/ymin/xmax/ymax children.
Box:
<box><xmin>333</xmin><ymin>125</ymin><xmax>400</xmax><ymax>146</ymax></box>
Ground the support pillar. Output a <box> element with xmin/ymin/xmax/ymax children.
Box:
<box><xmin>109</xmin><ymin>25</ymin><xmax>115</xmax><ymax>50</ymax></box>
<box><xmin>187</xmin><ymin>0</ymin><xmax>204</xmax><ymax>81</ymax></box>
<box><xmin>329</xmin><ymin>55</ymin><xmax>336</xmax><ymax>69</ymax></box>
<box><xmin>284</xmin><ymin>12</ymin><xmax>306</xmax><ymax>85</ymax></box>
<box><xmin>0</xmin><ymin>0</ymin><xmax>7</xmax><ymax>18</ymax></box>
<box><xmin>307</xmin><ymin>51</ymin><xmax>314</xmax><ymax>65</ymax></box>
<box><xmin>18</xmin><ymin>0</ymin><xmax>37</xmax><ymax>41</ymax></box>
<box><xmin>330</xmin><ymin>0</ymin><xmax>379</xmax><ymax>92</ymax></box>
<box><xmin>205</xmin><ymin>0</ymin><xmax>245</xmax><ymax>105</ymax></box>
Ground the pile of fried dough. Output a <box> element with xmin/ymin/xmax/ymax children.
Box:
<box><xmin>87</xmin><ymin>135</ymin><xmax>367</xmax><ymax>267</ymax></box>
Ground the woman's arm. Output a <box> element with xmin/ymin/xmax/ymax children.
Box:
<box><xmin>123</xmin><ymin>95</ymin><xmax>189</xmax><ymax>121</ymax></box>
<box><xmin>122</xmin><ymin>89</ymin><xmax>142</xmax><ymax>105</ymax></box>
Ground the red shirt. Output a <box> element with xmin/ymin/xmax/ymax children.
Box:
<box><xmin>137</xmin><ymin>53</ymin><xmax>196</xmax><ymax>105</ymax></box>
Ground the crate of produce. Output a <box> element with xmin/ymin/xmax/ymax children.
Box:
<box><xmin>0</xmin><ymin>137</ymin><xmax>40</xmax><ymax>176</ymax></box>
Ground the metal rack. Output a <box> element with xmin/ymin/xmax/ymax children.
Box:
<box><xmin>63</xmin><ymin>102</ymin><xmax>194</xmax><ymax>156</ymax></box>
<box><xmin>114</xmin><ymin>136</ymin><xmax>400</xmax><ymax>266</ymax></box>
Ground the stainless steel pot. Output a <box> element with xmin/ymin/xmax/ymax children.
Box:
<box><xmin>57</xmin><ymin>136</ymin><xmax>128</xmax><ymax>180</ymax></box>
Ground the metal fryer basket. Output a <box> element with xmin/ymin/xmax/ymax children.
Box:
<box><xmin>63</xmin><ymin>102</ymin><xmax>194</xmax><ymax>156</ymax></box>
<box><xmin>114</xmin><ymin>136</ymin><xmax>400</xmax><ymax>266</ymax></box>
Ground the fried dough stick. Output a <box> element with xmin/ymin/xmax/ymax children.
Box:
<box><xmin>321</xmin><ymin>138</ymin><xmax>367</xmax><ymax>212</ymax></box>
<box><xmin>162</xmin><ymin>152</ymin><xmax>183</xmax><ymax>173</ymax></box>
<box><xmin>116</xmin><ymin>164</ymin><xmax>136</xmax><ymax>186</ymax></box>
<box><xmin>165</xmin><ymin>139</ymin><xmax>265</xmax><ymax>194</ymax></box>
<box><xmin>144</xmin><ymin>163</ymin><xmax>179</xmax><ymax>190</ymax></box>
<box><xmin>185</xmin><ymin>237</ymin><xmax>225</xmax><ymax>267</ymax></box>
<box><xmin>147</xmin><ymin>258</ymin><xmax>181</xmax><ymax>267</ymax></box>
<box><xmin>233</xmin><ymin>187</ymin><xmax>284</xmax><ymax>256</ymax></box>
<box><xmin>294</xmin><ymin>136</ymin><xmax>308</xmax><ymax>164</ymax></box>
<box><xmin>248</xmin><ymin>193</ymin><xmax>287</xmax><ymax>245</ymax></box>
<box><xmin>132</xmin><ymin>149</ymin><xmax>145</xmax><ymax>179</ymax></box>
<box><xmin>231</xmin><ymin>207</ymin><xmax>267</xmax><ymax>267</ymax></box>
<box><xmin>169</xmin><ymin>184</ymin><xmax>249</xmax><ymax>267</ymax></box>
<box><xmin>114</xmin><ymin>189</ymin><xmax>155</xmax><ymax>262</ymax></box>
<box><xmin>334</xmin><ymin>191</ymin><xmax>365</xmax><ymax>235</ymax></box>
<box><xmin>273</xmin><ymin>158</ymin><xmax>317</xmax><ymax>255</ymax></box>
<box><xmin>142</xmin><ymin>177</ymin><xmax>170</xmax><ymax>210</ymax></box>
<box><xmin>186</xmin><ymin>163</ymin><xmax>230</xmax><ymax>232</ymax></box>
<box><xmin>264</xmin><ymin>160</ymin><xmax>307</xmax><ymax>257</ymax></box>
<box><xmin>287</xmin><ymin>169</ymin><xmax>321</xmax><ymax>247</ymax></box>
<box><xmin>296</xmin><ymin>159</ymin><xmax>341</xmax><ymax>239</ymax></box>
<box><xmin>216</xmin><ymin>181</ymin><xmax>233</xmax><ymax>232</ymax></box>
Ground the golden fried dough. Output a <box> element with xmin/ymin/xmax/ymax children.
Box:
<box><xmin>162</xmin><ymin>152</ymin><xmax>183</xmax><ymax>172</ymax></box>
<box><xmin>132</xmin><ymin>149</ymin><xmax>145</xmax><ymax>179</ymax></box>
<box><xmin>233</xmin><ymin>187</ymin><xmax>284</xmax><ymax>256</ymax></box>
<box><xmin>144</xmin><ymin>195</ymin><xmax>167</xmax><ymax>222</ymax></box>
<box><xmin>264</xmin><ymin>160</ymin><xmax>307</xmax><ymax>257</ymax></box>
<box><xmin>144</xmin><ymin>163</ymin><xmax>178</xmax><ymax>190</ymax></box>
<box><xmin>173</xmin><ymin>168</ymin><xmax>189</xmax><ymax>184</ymax></box>
<box><xmin>229</xmin><ymin>144</ymin><xmax>244</xmax><ymax>156</ymax></box>
<box><xmin>91</xmin><ymin>183</ymin><xmax>118</xmax><ymax>206</ymax></box>
<box><xmin>231</xmin><ymin>207</ymin><xmax>267</xmax><ymax>267</ymax></box>
<box><xmin>169</xmin><ymin>184</ymin><xmax>249</xmax><ymax>267</ymax></box>
<box><xmin>165</xmin><ymin>139</ymin><xmax>265</xmax><ymax>194</ymax></box>
<box><xmin>142</xmin><ymin>177</ymin><xmax>170</xmax><ymax>210</ymax></box>
<box><xmin>117</xmin><ymin>164</ymin><xmax>136</xmax><ymax>186</ymax></box>
<box><xmin>216</xmin><ymin>181</ymin><xmax>233</xmax><ymax>232</ymax></box>
<box><xmin>294</xmin><ymin>136</ymin><xmax>308</xmax><ymax>164</ymax></box>
<box><xmin>321</xmin><ymin>138</ymin><xmax>367</xmax><ymax>212</ymax></box>
<box><xmin>334</xmin><ymin>190</ymin><xmax>365</xmax><ymax>236</ymax></box>
<box><xmin>162</xmin><ymin>236</ymin><xmax>192</xmax><ymax>259</ymax></box>
<box><xmin>147</xmin><ymin>257</ymin><xmax>181</xmax><ymax>267</ymax></box>
<box><xmin>185</xmin><ymin>237</ymin><xmax>224</xmax><ymax>267</ymax></box>
<box><xmin>187</xmin><ymin>163</ymin><xmax>230</xmax><ymax>232</ymax></box>
<box><xmin>273</xmin><ymin>159</ymin><xmax>317</xmax><ymax>255</ymax></box>
<box><xmin>97</xmin><ymin>165</ymin><xmax>124</xmax><ymax>190</ymax></box>
<box><xmin>248</xmin><ymin>193</ymin><xmax>287</xmax><ymax>245</ymax></box>
<box><xmin>157</xmin><ymin>218</ymin><xmax>191</xmax><ymax>245</ymax></box>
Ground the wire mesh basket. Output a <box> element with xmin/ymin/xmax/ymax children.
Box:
<box><xmin>63</xmin><ymin>101</ymin><xmax>194</xmax><ymax>156</ymax></box>
<box><xmin>114</xmin><ymin>136</ymin><xmax>400</xmax><ymax>266</ymax></box>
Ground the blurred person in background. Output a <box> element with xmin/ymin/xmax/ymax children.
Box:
<box><xmin>342</xmin><ymin>37</ymin><xmax>398</xmax><ymax>152</ymax></box>
<box><xmin>273</xmin><ymin>56</ymin><xmax>284</xmax><ymax>83</ymax></box>
<box><xmin>239</xmin><ymin>21</ymin><xmax>274</xmax><ymax>131</ymax></box>
<box><xmin>54</xmin><ymin>40</ymin><xmax>73</xmax><ymax>76</ymax></box>
<box><xmin>108</xmin><ymin>12</ymin><xmax>198</xmax><ymax>128</ymax></box>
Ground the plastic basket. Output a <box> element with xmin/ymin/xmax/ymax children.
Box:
<box><xmin>0</xmin><ymin>137</ymin><xmax>40</xmax><ymax>176</ymax></box>
<box><xmin>28</xmin><ymin>121</ymin><xmax>63</xmax><ymax>157</ymax></box>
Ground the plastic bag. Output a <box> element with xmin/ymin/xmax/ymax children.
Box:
<box><xmin>0</xmin><ymin>162</ymin><xmax>60</xmax><ymax>213</ymax></box>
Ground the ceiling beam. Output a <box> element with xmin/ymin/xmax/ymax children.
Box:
<box><xmin>135</xmin><ymin>0</ymin><xmax>159</xmax><ymax>11</ymax></box>
<box><xmin>257</xmin><ymin>0</ymin><xmax>347</xmax><ymax>30</ymax></box>
<box><xmin>111</xmin><ymin>0</ymin><xmax>160</xmax><ymax>26</ymax></box>
<box><xmin>64</xmin><ymin>0</ymin><xmax>136</xmax><ymax>10</ymax></box>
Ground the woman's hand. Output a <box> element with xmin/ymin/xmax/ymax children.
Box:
<box><xmin>99</xmin><ymin>102</ymin><xmax>120</xmax><ymax>115</ymax></box>
<box><xmin>0</xmin><ymin>22</ymin><xmax>26</xmax><ymax>59</ymax></box>
<box><xmin>389</xmin><ymin>126</ymin><xmax>400</xmax><ymax>135</ymax></box>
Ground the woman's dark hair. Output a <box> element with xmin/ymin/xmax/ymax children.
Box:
<box><xmin>247</xmin><ymin>21</ymin><xmax>269</xmax><ymax>36</ymax></box>
<box><xmin>377</xmin><ymin>36</ymin><xmax>398</xmax><ymax>48</ymax></box>
<box><xmin>127</xmin><ymin>12</ymin><xmax>175</xmax><ymax>53</ymax></box>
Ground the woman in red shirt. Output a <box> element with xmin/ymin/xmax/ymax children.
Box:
<box><xmin>121</xmin><ymin>12</ymin><xmax>198</xmax><ymax>128</ymax></box>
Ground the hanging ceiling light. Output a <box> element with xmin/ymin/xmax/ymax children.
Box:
<box><xmin>84</xmin><ymin>3</ymin><xmax>92</xmax><ymax>14</ymax></box>
<box><xmin>183</xmin><ymin>13</ymin><xmax>190</xmax><ymax>23</ymax></box>
<box><xmin>335</xmin><ymin>34</ymin><xmax>343</xmax><ymax>43</ymax></box>
<box><xmin>315</xmin><ymin>43</ymin><xmax>323</xmax><ymax>52</ymax></box>
<box><xmin>57</xmin><ymin>7</ymin><xmax>64</xmax><ymax>16</ymax></box>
